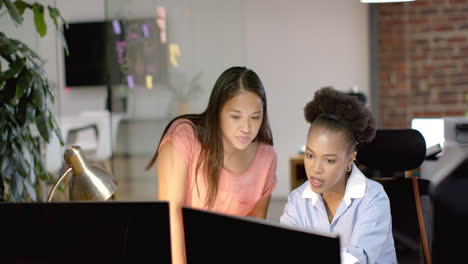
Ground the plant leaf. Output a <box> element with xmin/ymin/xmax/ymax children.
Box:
<box><xmin>1</xmin><ymin>154</ymin><xmax>11</xmax><ymax>172</ymax></box>
<box><xmin>4</xmin><ymin>103</ymin><xmax>15</xmax><ymax>115</ymax></box>
<box><xmin>13</xmin><ymin>0</ymin><xmax>30</xmax><ymax>15</ymax></box>
<box><xmin>0</xmin><ymin>112</ymin><xmax>5</xmax><ymax>127</ymax></box>
<box><xmin>24</xmin><ymin>179</ymin><xmax>37</xmax><ymax>201</ymax></box>
<box><xmin>3</xmin><ymin>77</ymin><xmax>18</xmax><ymax>102</ymax></box>
<box><xmin>1</xmin><ymin>127</ymin><xmax>8</xmax><ymax>141</ymax></box>
<box><xmin>32</xmin><ymin>3</ymin><xmax>46</xmax><ymax>37</ymax></box>
<box><xmin>10</xmin><ymin>124</ymin><xmax>20</xmax><ymax>138</ymax></box>
<box><xmin>0</xmin><ymin>140</ymin><xmax>6</xmax><ymax>156</ymax></box>
<box><xmin>43</xmin><ymin>80</ymin><xmax>54</xmax><ymax>99</ymax></box>
<box><xmin>16</xmin><ymin>69</ymin><xmax>33</xmax><ymax>99</ymax></box>
<box><xmin>35</xmin><ymin>110</ymin><xmax>50</xmax><ymax>143</ymax></box>
<box><xmin>47</xmin><ymin>6</ymin><xmax>69</xmax><ymax>54</ymax></box>
<box><xmin>0</xmin><ymin>90</ymin><xmax>4</xmax><ymax>104</ymax></box>
<box><xmin>22</xmin><ymin>145</ymin><xmax>36</xmax><ymax>185</ymax></box>
<box><xmin>1</xmin><ymin>128</ymin><xmax>8</xmax><ymax>142</ymax></box>
<box><xmin>3</xmin><ymin>0</ymin><xmax>23</xmax><ymax>26</ymax></box>
<box><xmin>31</xmin><ymin>146</ymin><xmax>49</xmax><ymax>182</ymax></box>
<box><xmin>16</xmin><ymin>97</ymin><xmax>28</xmax><ymax>126</ymax></box>
<box><xmin>0</xmin><ymin>119</ymin><xmax>7</xmax><ymax>132</ymax></box>
<box><xmin>0</xmin><ymin>38</ymin><xmax>16</xmax><ymax>57</ymax></box>
<box><xmin>41</xmin><ymin>172</ymin><xmax>54</xmax><ymax>184</ymax></box>
<box><xmin>47</xmin><ymin>6</ymin><xmax>58</xmax><ymax>27</ymax></box>
<box><xmin>47</xmin><ymin>6</ymin><xmax>68</xmax><ymax>29</ymax></box>
<box><xmin>0</xmin><ymin>0</ymin><xmax>4</xmax><ymax>10</ymax></box>
<box><xmin>17</xmin><ymin>98</ymin><xmax>37</xmax><ymax>127</ymax></box>
<box><xmin>4</xmin><ymin>57</ymin><xmax>25</xmax><ymax>79</ymax></box>
<box><xmin>38</xmin><ymin>171</ymin><xmax>49</xmax><ymax>181</ymax></box>
<box><xmin>12</xmin><ymin>142</ymin><xmax>29</xmax><ymax>178</ymax></box>
<box><xmin>2</xmin><ymin>163</ymin><xmax>14</xmax><ymax>180</ymax></box>
<box><xmin>52</xmin><ymin>116</ymin><xmax>64</xmax><ymax>145</ymax></box>
<box><xmin>52</xmin><ymin>6</ymin><xmax>68</xmax><ymax>29</ymax></box>
<box><xmin>48</xmin><ymin>111</ymin><xmax>54</xmax><ymax>129</ymax></box>
<box><xmin>31</xmin><ymin>80</ymin><xmax>45</xmax><ymax>108</ymax></box>
<box><xmin>30</xmin><ymin>67</ymin><xmax>47</xmax><ymax>84</ymax></box>
<box><xmin>10</xmin><ymin>172</ymin><xmax>24</xmax><ymax>202</ymax></box>
<box><xmin>9</xmin><ymin>39</ymin><xmax>42</xmax><ymax>61</ymax></box>
<box><xmin>25</xmin><ymin>102</ymin><xmax>36</xmax><ymax>126</ymax></box>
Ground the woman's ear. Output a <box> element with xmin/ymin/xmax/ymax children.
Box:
<box><xmin>349</xmin><ymin>151</ymin><xmax>357</xmax><ymax>164</ymax></box>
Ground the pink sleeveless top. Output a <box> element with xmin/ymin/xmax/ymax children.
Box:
<box><xmin>158</xmin><ymin>118</ymin><xmax>277</xmax><ymax>216</ymax></box>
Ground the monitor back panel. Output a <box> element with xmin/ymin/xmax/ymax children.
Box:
<box><xmin>0</xmin><ymin>201</ymin><xmax>171</xmax><ymax>263</ymax></box>
<box><xmin>183</xmin><ymin>207</ymin><xmax>341</xmax><ymax>263</ymax></box>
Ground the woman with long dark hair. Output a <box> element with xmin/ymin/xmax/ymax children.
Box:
<box><xmin>146</xmin><ymin>66</ymin><xmax>277</xmax><ymax>263</ymax></box>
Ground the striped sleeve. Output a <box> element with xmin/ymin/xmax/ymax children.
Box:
<box><xmin>280</xmin><ymin>189</ymin><xmax>301</xmax><ymax>227</ymax></box>
<box><xmin>345</xmin><ymin>188</ymin><xmax>393</xmax><ymax>263</ymax></box>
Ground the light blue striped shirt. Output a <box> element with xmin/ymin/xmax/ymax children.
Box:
<box><xmin>280</xmin><ymin>163</ymin><xmax>397</xmax><ymax>264</ymax></box>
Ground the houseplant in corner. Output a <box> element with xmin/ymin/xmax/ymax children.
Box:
<box><xmin>0</xmin><ymin>0</ymin><xmax>67</xmax><ymax>201</ymax></box>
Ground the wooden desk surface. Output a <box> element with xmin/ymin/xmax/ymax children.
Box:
<box><xmin>289</xmin><ymin>154</ymin><xmax>306</xmax><ymax>191</ymax></box>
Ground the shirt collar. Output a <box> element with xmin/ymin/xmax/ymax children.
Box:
<box><xmin>302</xmin><ymin>163</ymin><xmax>366</xmax><ymax>206</ymax></box>
<box><xmin>302</xmin><ymin>180</ymin><xmax>321</xmax><ymax>205</ymax></box>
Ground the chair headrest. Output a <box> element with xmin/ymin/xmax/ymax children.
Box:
<box><xmin>357</xmin><ymin>129</ymin><xmax>426</xmax><ymax>172</ymax></box>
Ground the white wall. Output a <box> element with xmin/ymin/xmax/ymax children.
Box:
<box><xmin>2</xmin><ymin>0</ymin><xmax>369</xmax><ymax>198</ymax></box>
<box><xmin>244</xmin><ymin>0</ymin><xmax>369</xmax><ymax>197</ymax></box>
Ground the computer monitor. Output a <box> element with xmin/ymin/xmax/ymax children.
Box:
<box><xmin>411</xmin><ymin>118</ymin><xmax>445</xmax><ymax>149</ymax></box>
<box><xmin>183</xmin><ymin>207</ymin><xmax>341</xmax><ymax>263</ymax></box>
<box><xmin>0</xmin><ymin>201</ymin><xmax>171</xmax><ymax>263</ymax></box>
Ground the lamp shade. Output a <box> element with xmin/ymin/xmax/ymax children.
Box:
<box><xmin>47</xmin><ymin>146</ymin><xmax>118</xmax><ymax>201</ymax></box>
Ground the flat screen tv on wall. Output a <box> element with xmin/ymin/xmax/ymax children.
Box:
<box><xmin>64</xmin><ymin>19</ymin><xmax>168</xmax><ymax>89</ymax></box>
<box><xmin>64</xmin><ymin>21</ymin><xmax>115</xmax><ymax>87</ymax></box>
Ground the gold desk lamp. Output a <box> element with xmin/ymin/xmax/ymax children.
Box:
<box><xmin>47</xmin><ymin>145</ymin><xmax>118</xmax><ymax>202</ymax></box>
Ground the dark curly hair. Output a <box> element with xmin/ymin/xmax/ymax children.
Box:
<box><xmin>304</xmin><ymin>87</ymin><xmax>376</xmax><ymax>151</ymax></box>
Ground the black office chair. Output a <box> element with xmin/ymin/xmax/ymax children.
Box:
<box><xmin>356</xmin><ymin>129</ymin><xmax>432</xmax><ymax>264</ymax></box>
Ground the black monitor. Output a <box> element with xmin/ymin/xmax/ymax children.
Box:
<box><xmin>183</xmin><ymin>207</ymin><xmax>341</xmax><ymax>263</ymax></box>
<box><xmin>0</xmin><ymin>201</ymin><xmax>171</xmax><ymax>263</ymax></box>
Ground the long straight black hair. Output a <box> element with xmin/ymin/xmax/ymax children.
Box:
<box><xmin>146</xmin><ymin>66</ymin><xmax>273</xmax><ymax>208</ymax></box>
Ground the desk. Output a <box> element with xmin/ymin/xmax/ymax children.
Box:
<box><xmin>290</xmin><ymin>154</ymin><xmax>307</xmax><ymax>191</ymax></box>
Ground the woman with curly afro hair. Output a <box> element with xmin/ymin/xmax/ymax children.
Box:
<box><xmin>280</xmin><ymin>87</ymin><xmax>396</xmax><ymax>264</ymax></box>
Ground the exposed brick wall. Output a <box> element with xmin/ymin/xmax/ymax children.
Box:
<box><xmin>378</xmin><ymin>0</ymin><xmax>468</xmax><ymax>129</ymax></box>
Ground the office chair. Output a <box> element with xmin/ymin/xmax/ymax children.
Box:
<box><xmin>356</xmin><ymin>129</ymin><xmax>432</xmax><ymax>264</ymax></box>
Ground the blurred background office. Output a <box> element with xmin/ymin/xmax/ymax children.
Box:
<box><xmin>1</xmin><ymin>0</ymin><xmax>467</xmax><ymax>220</ymax></box>
<box><xmin>2</xmin><ymin>1</ymin><xmax>468</xmax><ymax>263</ymax></box>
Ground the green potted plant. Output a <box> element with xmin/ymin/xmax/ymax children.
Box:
<box><xmin>0</xmin><ymin>0</ymin><xmax>67</xmax><ymax>201</ymax></box>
